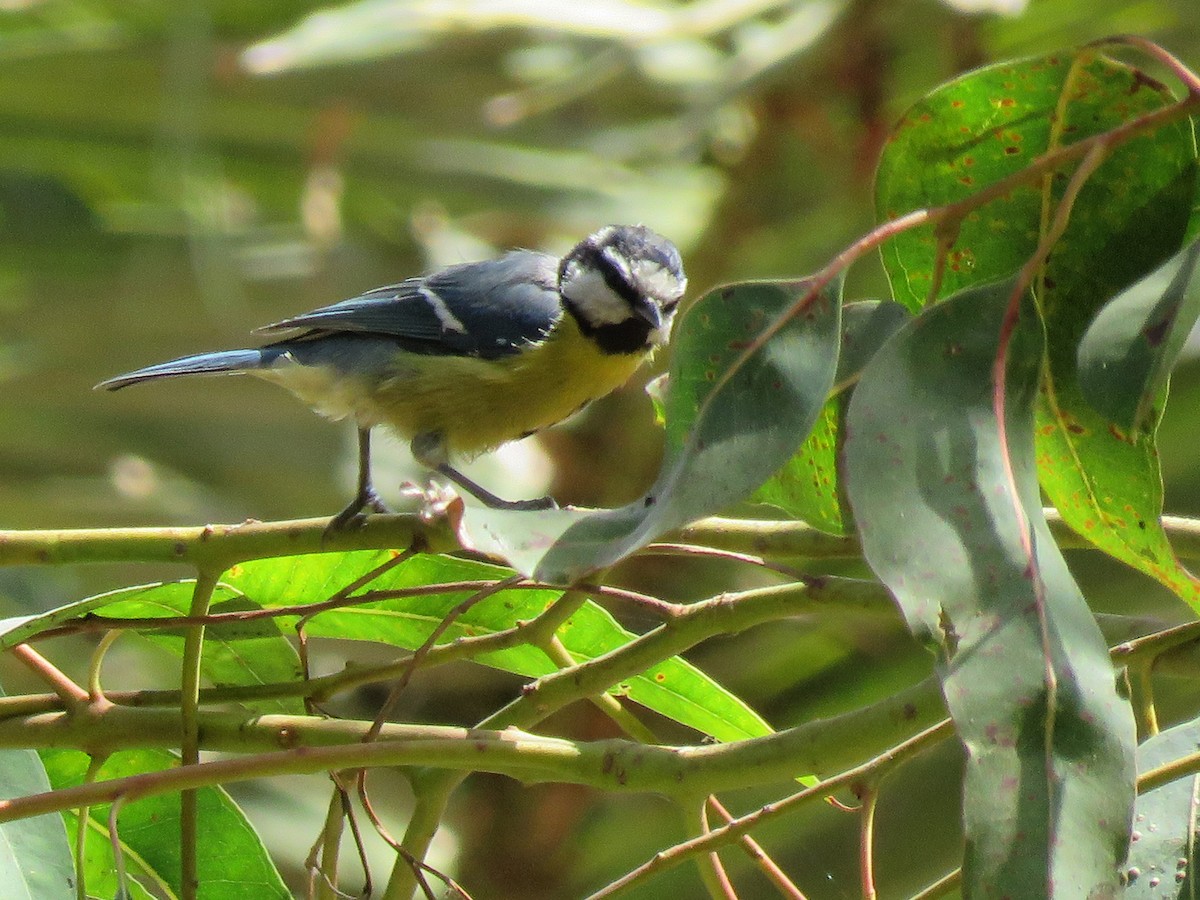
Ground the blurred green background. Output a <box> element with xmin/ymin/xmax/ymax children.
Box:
<box><xmin>3</xmin><ymin>1</ymin><xmax>1200</xmax><ymax>897</ymax></box>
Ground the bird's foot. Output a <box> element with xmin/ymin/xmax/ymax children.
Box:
<box><xmin>435</xmin><ymin>464</ymin><xmax>557</xmax><ymax>512</ymax></box>
<box><xmin>326</xmin><ymin>487</ymin><xmax>392</xmax><ymax>533</ymax></box>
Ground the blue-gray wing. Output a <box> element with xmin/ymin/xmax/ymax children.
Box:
<box><xmin>260</xmin><ymin>251</ymin><xmax>564</xmax><ymax>359</ymax></box>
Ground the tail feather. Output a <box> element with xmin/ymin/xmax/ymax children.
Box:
<box><xmin>96</xmin><ymin>348</ymin><xmax>276</xmax><ymax>391</ymax></box>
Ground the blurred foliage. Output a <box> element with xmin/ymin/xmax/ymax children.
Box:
<box><xmin>3</xmin><ymin>0</ymin><xmax>1200</xmax><ymax>898</ymax></box>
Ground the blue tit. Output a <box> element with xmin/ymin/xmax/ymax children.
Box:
<box><xmin>98</xmin><ymin>224</ymin><xmax>687</xmax><ymax>526</ymax></box>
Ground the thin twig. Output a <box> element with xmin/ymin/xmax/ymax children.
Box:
<box><xmin>109</xmin><ymin>796</ymin><xmax>129</xmax><ymax>900</ymax></box>
<box><xmin>910</xmin><ymin>867</ymin><xmax>961</xmax><ymax>900</ymax></box>
<box><xmin>87</xmin><ymin>631</ymin><xmax>121</xmax><ymax>703</ymax></box>
<box><xmin>707</xmin><ymin>796</ymin><xmax>808</xmax><ymax>899</ymax></box>
<box><xmin>695</xmin><ymin>797</ymin><xmax>738</xmax><ymax>900</ymax></box>
<box><xmin>586</xmin><ymin>721</ymin><xmax>952</xmax><ymax>898</ymax></box>
<box><xmin>313</xmin><ymin>788</ymin><xmax>347</xmax><ymax>900</ymax></box>
<box><xmin>364</xmin><ymin>573</ymin><xmax>525</xmax><ymax>743</ymax></box>
<box><xmin>73</xmin><ymin>754</ymin><xmax>107</xmax><ymax>900</ymax></box>
<box><xmin>1089</xmin><ymin>34</ymin><xmax>1200</xmax><ymax>94</ymax></box>
<box><xmin>9</xmin><ymin>644</ymin><xmax>88</xmax><ymax>707</ymax></box>
<box><xmin>857</xmin><ymin>782</ymin><xmax>879</xmax><ymax>900</ymax></box>
<box><xmin>643</xmin><ymin>542</ymin><xmax>809</xmax><ymax>582</ymax></box>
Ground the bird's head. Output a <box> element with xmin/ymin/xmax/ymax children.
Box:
<box><xmin>558</xmin><ymin>225</ymin><xmax>687</xmax><ymax>353</ymax></box>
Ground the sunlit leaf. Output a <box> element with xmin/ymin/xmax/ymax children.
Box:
<box><xmin>0</xmin><ymin>554</ymin><xmax>771</xmax><ymax>743</ymax></box>
<box><xmin>224</xmin><ymin>552</ymin><xmax>772</xmax><ymax>743</ymax></box>
<box><xmin>876</xmin><ymin>46</ymin><xmax>1200</xmax><ymax>607</ymax></box>
<box><xmin>844</xmin><ymin>281</ymin><xmax>1136</xmax><ymax>896</ymax></box>
<box><xmin>41</xmin><ymin>748</ymin><xmax>287</xmax><ymax>900</ymax></box>
<box><xmin>0</xmin><ymin>583</ymin><xmax>240</xmax><ymax>652</ymax></box>
<box><xmin>0</xmin><ymin>582</ymin><xmax>303</xmax><ymax>716</ymax></box>
<box><xmin>104</xmin><ymin>595</ymin><xmax>305</xmax><ymax>717</ymax></box>
<box><xmin>753</xmin><ymin>397</ymin><xmax>844</xmax><ymax>533</ymax></box>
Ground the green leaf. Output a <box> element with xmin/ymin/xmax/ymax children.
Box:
<box><xmin>1124</xmin><ymin>718</ymin><xmax>1200</xmax><ymax>897</ymax></box>
<box><xmin>0</xmin><ymin>690</ymin><xmax>74</xmax><ymax>900</ymax></box>
<box><xmin>876</xmin><ymin>47</ymin><xmax>1200</xmax><ymax>608</ymax></box>
<box><xmin>224</xmin><ymin>552</ymin><xmax>772</xmax><ymax>743</ymax></box>
<box><xmin>463</xmin><ymin>278</ymin><xmax>843</xmax><ymax>583</ymax></box>
<box><xmin>0</xmin><ymin>583</ymin><xmax>304</xmax><ymax>716</ymax></box>
<box><xmin>41</xmin><ymin>748</ymin><xmax>288</xmax><ymax>900</ymax></box>
<box><xmin>0</xmin><ymin>553</ymin><xmax>771</xmax><ymax>743</ymax></box>
<box><xmin>752</xmin><ymin>397</ymin><xmax>844</xmax><ymax>533</ymax></box>
<box><xmin>832</xmin><ymin>300</ymin><xmax>913</xmax><ymax>390</ymax></box>
<box><xmin>0</xmin><ymin>583</ymin><xmax>244</xmax><ymax>652</ymax></box>
<box><xmin>106</xmin><ymin>594</ymin><xmax>305</xmax><ymax>717</ymax></box>
<box><xmin>751</xmin><ymin>300</ymin><xmax>911</xmax><ymax>533</ymax></box>
<box><xmin>1078</xmin><ymin>236</ymin><xmax>1200</xmax><ymax>433</ymax></box>
<box><xmin>876</xmin><ymin>50</ymin><xmax>1194</xmax><ymax>310</ymax></box>
<box><xmin>843</xmin><ymin>281</ymin><xmax>1136</xmax><ymax>896</ymax></box>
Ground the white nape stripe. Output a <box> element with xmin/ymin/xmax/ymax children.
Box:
<box><xmin>419</xmin><ymin>285</ymin><xmax>468</xmax><ymax>334</ymax></box>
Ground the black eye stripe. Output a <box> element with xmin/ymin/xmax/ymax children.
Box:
<box><xmin>588</xmin><ymin>245</ymin><xmax>643</xmax><ymax>307</ymax></box>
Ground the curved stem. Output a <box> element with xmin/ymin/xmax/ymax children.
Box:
<box><xmin>690</xmin><ymin>796</ymin><xmax>736</xmax><ymax>900</ymax></box>
<box><xmin>179</xmin><ymin>568</ymin><xmax>220</xmax><ymax>900</ymax></box>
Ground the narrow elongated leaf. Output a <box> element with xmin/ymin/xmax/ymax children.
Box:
<box><xmin>104</xmin><ymin>597</ymin><xmax>305</xmax><ymax>716</ymax></box>
<box><xmin>1124</xmin><ymin>719</ymin><xmax>1200</xmax><ymax>897</ymax></box>
<box><xmin>0</xmin><ymin>583</ymin><xmax>244</xmax><ymax>651</ymax></box>
<box><xmin>0</xmin><ymin>583</ymin><xmax>303</xmax><ymax>715</ymax></box>
<box><xmin>0</xmin><ymin>690</ymin><xmax>73</xmax><ymax>900</ymax></box>
<box><xmin>844</xmin><ymin>282</ymin><xmax>1136</xmax><ymax>896</ymax></box>
<box><xmin>876</xmin><ymin>46</ymin><xmax>1200</xmax><ymax>608</ymax></box>
<box><xmin>224</xmin><ymin>552</ymin><xmax>773</xmax><ymax>743</ymax></box>
<box><xmin>464</xmin><ymin>278</ymin><xmax>843</xmax><ymax>583</ymax></box>
<box><xmin>242</xmin><ymin>0</ymin><xmax>681</xmax><ymax>73</ymax></box>
<box><xmin>1078</xmin><ymin>236</ymin><xmax>1200</xmax><ymax>432</ymax></box>
<box><xmin>0</xmin><ymin>554</ymin><xmax>771</xmax><ymax>743</ymax></box>
<box><xmin>41</xmin><ymin>748</ymin><xmax>288</xmax><ymax>900</ymax></box>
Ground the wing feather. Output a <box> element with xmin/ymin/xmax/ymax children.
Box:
<box><xmin>259</xmin><ymin>252</ymin><xmax>563</xmax><ymax>359</ymax></box>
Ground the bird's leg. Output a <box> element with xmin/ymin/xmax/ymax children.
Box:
<box><xmin>328</xmin><ymin>427</ymin><xmax>392</xmax><ymax>530</ymax></box>
<box><xmin>410</xmin><ymin>432</ymin><xmax>556</xmax><ymax>512</ymax></box>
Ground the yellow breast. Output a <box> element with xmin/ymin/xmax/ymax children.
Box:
<box><xmin>256</xmin><ymin>316</ymin><xmax>653</xmax><ymax>457</ymax></box>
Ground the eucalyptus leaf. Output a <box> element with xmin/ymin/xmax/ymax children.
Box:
<box><xmin>0</xmin><ymin>690</ymin><xmax>73</xmax><ymax>900</ymax></box>
<box><xmin>844</xmin><ymin>281</ymin><xmax>1136</xmax><ymax>897</ymax></box>
<box><xmin>1124</xmin><ymin>719</ymin><xmax>1200</xmax><ymax>898</ymax></box>
<box><xmin>876</xmin><ymin>45</ymin><xmax>1200</xmax><ymax>608</ymax></box>
<box><xmin>42</xmin><ymin>748</ymin><xmax>288</xmax><ymax>900</ymax></box>
<box><xmin>1079</xmin><ymin>237</ymin><xmax>1200</xmax><ymax>433</ymax></box>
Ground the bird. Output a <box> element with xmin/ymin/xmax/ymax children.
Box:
<box><xmin>97</xmin><ymin>224</ymin><xmax>687</xmax><ymax>527</ymax></box>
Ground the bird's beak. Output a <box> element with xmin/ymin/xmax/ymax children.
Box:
<box><xmin>630</xmin><ymin>295</ymin><xmax>663</xmax><ymax>330</ymax></box>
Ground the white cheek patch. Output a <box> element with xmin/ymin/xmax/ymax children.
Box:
<box><xmin>561</xmin><ymin>260</ymin><xmax>633</xmax><ymax>326</ymax></box>
<box><xmin>419</xmin><ymin>285</ymin><xmax>468</xmax><ymax>334</ymax></box>
<box><xmin>632</xmin><ymin>258</ymin><xmax>686</xmax><ymax>302</ymax></box>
